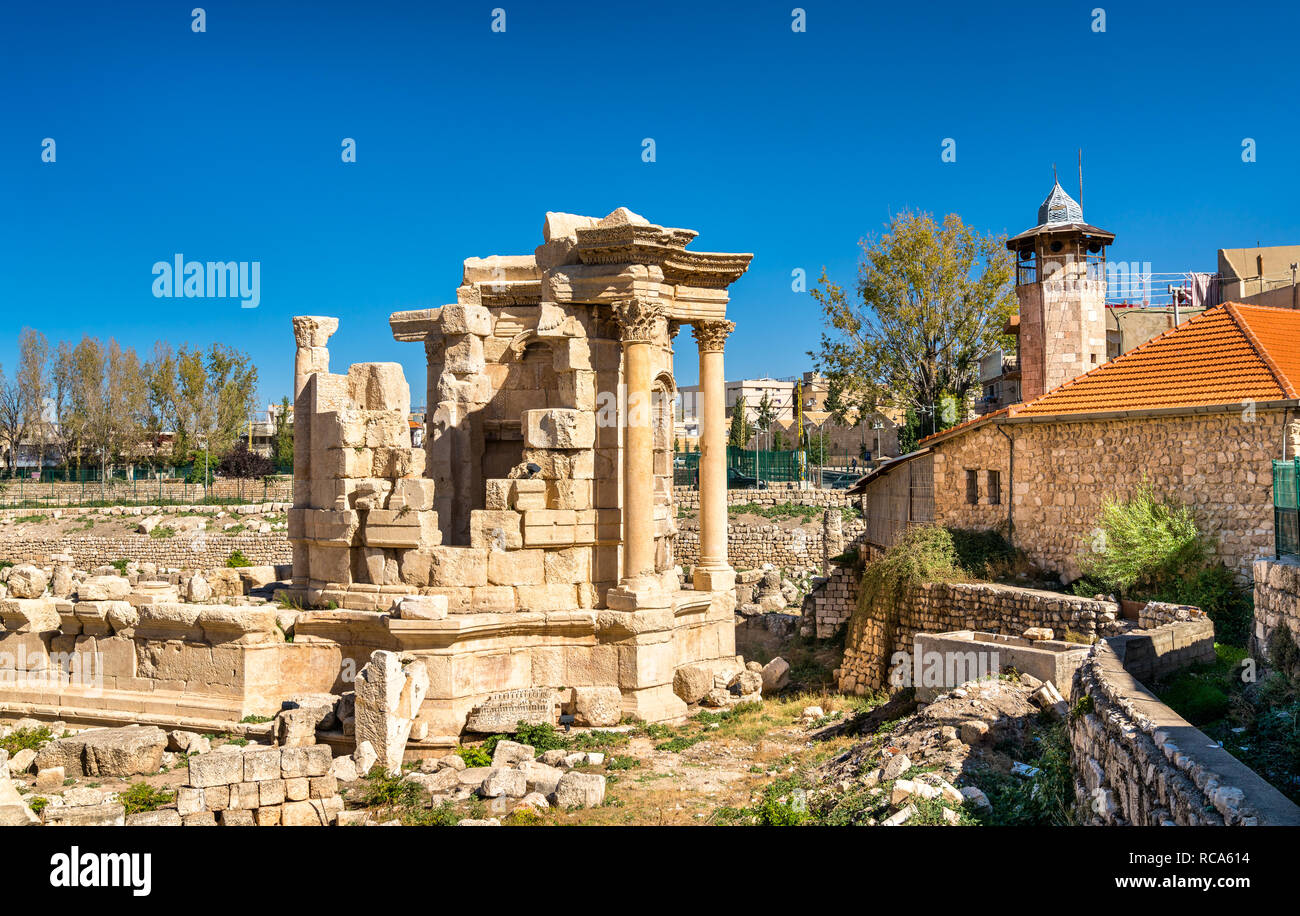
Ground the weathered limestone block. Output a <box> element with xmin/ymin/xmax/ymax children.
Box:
<box><xmin>523</xmin><ymin>408</ymin><xmax>595</xmax><ymax>450</ymax></box>
<box><xmin>354</xmin><ymin>650</ymin><xmax>430</xmax><ymax>775</ymax></box>
<box><xmin>7</xmin><ymin>565</ymin><xmax>48</xmax><ymax>599</ymax></box>
<box><xmin>428</xmin><ymin>547</ymin><xmax>488</xmax><ymax>587</ymax></box>
<box><xmin>77</xmin><ymin>575</ymin><xmax>130</xmax><ymax>601</ymax></box>
<box><xmin>571</xmin><ymin>686</ymin><xmax>622</xmax><ymax>727</ymax></box>
<box><xmin>673</xmin><ymin>665</ymin><xmax>713</xmax><ymax>704</ymax></box>
<box><xmin>372</xmin><ymin>446</ymin><xmax>425</xmax><ymax>479</ymax></box>
<box><xmin>0</xmin><ymin>774</ymin><xmax>40</xmax><ymax>826</ymax></box>
<box><xmin>439</xmin><ymin>303</ymin><xmax>493</xmax><ymax>336</ymax></box>
<box><xmin>391</xmin><ymin>478</ymin><xmax>437</xmax><ymax>511</ymax></box>
<box><xmin>552</xmin><ymin>771</ymin><xmax>606</xmax><ymax>808</ymax></box>
<box><xmin>347</xmin><ymin>362</ymin><xmax>410</xmax><ymax>414</ymax></box>
<box><xmin>44</xmin><ymin>802</ymin><xmax>127</xmax><ymax>827</ymax></box>
<box><xmin>487</xmin><ymin>548</ymin><xmax>544</xmax><ymax>587</ymax></box>
<box><xmin>393</xmin><ymin>594</ymin><xmax>448</xmax><ymax>620</ymax></box>
<box><xmin>0</xmin><ymin>597</ymin><xmax>60</xmax><ymax>633</ymax></box>
<box><xmin>36</xmin><ymin>725</ymin><xmax>167</xmax><ymax>778</ymax></box>
<box><xmin>363</xmin><ymin>508</ymin><xmax>440</xmax><ymax>549</ymax></box>
<box><xmin>470</xmin><ymin>509</ymin><xmax>524</xmax><ymax>550</ymax></box>
<box><xmin>187</xmin><ymin>750</ymin><xmax>244</xmax><ymax>788</ymax></box>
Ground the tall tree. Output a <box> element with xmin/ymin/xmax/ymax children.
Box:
<box><xmin>728</xmin><ymin>394</ymin><xmax>754</xmax><ymax>448</ymax></box>
<box><xmin>811</xmin><ymin>210</ymin><xmax>1015</xmax><ymax>426</ymax></box>
<box><xmin>0</xmin><ymin>329</ymin><xmax>51</xmax><ymax>473</ymax></box>
<box><xmin>51</xmin><ymin>340</ymin><xmax>76</xmax><ymax>471</ymax></box>
<box><xmin>753</xmin><ymin>391</ymin><xmax>777</xmax><ymax>449</ymax></box>
<box><xmin>272</xmin><ymin>395</ymin><xmax>293</xmax><ymax>467</ymax></box>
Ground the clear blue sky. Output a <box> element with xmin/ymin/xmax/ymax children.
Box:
<box><xmin>3</xmin><ymin>0</ymin><xmax>1297</xmax><ymax>405</ymax></box>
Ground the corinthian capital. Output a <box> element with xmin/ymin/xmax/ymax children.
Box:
<box><xmin>612</xmin><ymin>298</ymin><xmax>668</xmax><ymax>343</ymax></box>
<box><xmin>691</xmin><ymin>319</ymin><xmax>735</xmax><ymax>353</ymax></box>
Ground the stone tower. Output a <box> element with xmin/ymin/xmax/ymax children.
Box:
<box><xmin>1007</xmin><ymin>180</ymin><xmax>1114</xmax><ymax>401</ymax></box>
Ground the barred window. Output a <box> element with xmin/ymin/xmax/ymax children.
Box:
<box><xmin>987</xmin><ymin>470</ymin><xmax>1001</xmax><ymax>505</ymax></box>
<box><xmin>965</xmin><ymin>469</ymin><xmax>979</xmax><ymax>505</ymax></box>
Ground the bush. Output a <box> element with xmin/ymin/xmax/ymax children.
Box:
<box><xmin>120</xmin><ymin>782</ymin><xmax>175</xmax><ymax>816</ymax></box>
<box><xmin>0</xmin><ymin>726</ymin><xmax>52</xmax><ymax>755</ymax></box>
<box><xmin>455</xmin><ymin>746</ymin><xmax>492</xmax><ymax>768</ymax></box>
<box><xmin>217</xmin><ymin>442</ymin><xmax>275</xmax><ymax>480</ymax></box>
<box><xmin>226</xmin><ymin>549</ymin><xmax>252</xmax><ymax>568</ymax></box>
<box><xmin>1081</xmin><ymin>485</ymin><xmax>1251</xmax><ymax>645</ymax></box>
<box><xmin>949</xmin><ymin>527</ymin><xmax>1017</xmax><ymax>579</ymax></box>
<box><xmin>1082</xmin><ymin>484</ymin><xmax>1208</xmax><ymax>595</ymax></box>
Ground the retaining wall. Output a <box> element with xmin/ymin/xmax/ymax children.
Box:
<box><xmin>1069</xmin><ymin>626</ymin><xmax>1300</xmax><ymax>826</ymax></box>
<box><xmin>836</xmin><ymin>580</ymin><xmax>1122</xmax><ymax>695</ymax></box>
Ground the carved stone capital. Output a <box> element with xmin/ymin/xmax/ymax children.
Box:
<box><xmin>612</xmin><ymin>298</ymin><xmax>668</xmax><ymax>344</ymax></box>
<box><xmin>293</xmin><ymin>315</ymin><xmax>339</xmax><ymax>349</ymax></box>
<box><xmin>690</xmin><ymin>319</ymin><xmax>735</xmax><ymax>353</ymax></box>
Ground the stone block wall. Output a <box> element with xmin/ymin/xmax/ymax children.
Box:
<box><xmin>178</xmin><ymin>743</ymin><xmax>343</xmax><ymax>826</ymax></box>
<box><xmin>0</xmin><ymin>601</ymin><xmax>334</xmax><ymax>729</ymax></box>
<box><xmin>675</xmin><ymin>519</ymin><xmax>865</xmax><ymax>572</ymax></box>
<box><xmin>672</xmin><ymin>486</ymin><xmax>858</xmax><ymax>512</ymax></box>
<box><xmin>837</xmin><ymin>580</ymin><xmax>1122</xmax><ymax>695</ymax></box>
<box><xmin>1069</xmin><ymin>629</ymin><xmax>1300</xmax><ymax>826</ymax></box>
<box><xmin>928</xmin><ymin>410</ymin><xmax>1283</xmax><ymax>580</ymax></box>
<box><xmin>1251</xmin><ymin>557</ymin><xmax>1300</xmax><ymax>659</ymax></box>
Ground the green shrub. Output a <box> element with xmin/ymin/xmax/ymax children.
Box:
<box><xmin>1081</xmin><ymin>484</ymin><xmax>1208</xmax><ymax>594</ymax></box>
<box><xmin>226</xmin><ymin>549</ymin><xmax>252</xmax><ymax>568</ymax></box>
<box><xmin>848</xmin><ymin>525</ymin><xmax>963</xmax><ymax>683</ymax></box>
<box><xmin>510</xmin><ymin>721</ymin><xmax>568</xmax><ymax>752</ymax></box>
<box><xmin>148</xmin><ymin>525</ymin><xmax>175</xmax><ymax>540</ymax></box>
<box><xmin>0</xmin><ymin>726</ymin><xmax>52</xmax><ymax>755</ymax></box>
<box><xmin>455</xmin><ymin>746</ymin><xmax>492</xmax><ymax>768</ymax></box>
<box><xmin>949</xmin><ymin>527</ymin><xmax>1017</xmax><ymax>579</ymax></box>
<box><xmin>120</xmin><ymin>782</ymin><xmax>175</xmax><ymax>816</ymax></box>
<box><xmin>357</xmin><ymin>769</ymin><xmax>424</xmax><ymax>809</ymax></box>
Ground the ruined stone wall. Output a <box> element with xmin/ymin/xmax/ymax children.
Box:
<box><xmin>1070</xmin><ymin>631</ymin><xmax>1300</xmax><ymax>826</ymax></box>
<box><xmin>672</xmin><ymin>486</ymin><xmax>857</xmax><ymax>511</ymax></box>
<box><xmin>930</xmin><ymin>410</ymin><xmax>1283</xmax><ymax>580</ymax></box>
<box><xmin>0</xmin><ymin>531</ymin><xmax>291</xmax><ymax>570</ymax></box>
<box><xmin>1251</xmin><ymin>557</ymin><xmax>1300</xmax><ymax>660</ymax></box>
<box><xmin>837</xmin><ymin>581</ymin><xmax>1121</xmax><ymax>695</ymax></box>
<box><xmin>674</xmin><ymin>518</ymin><xmax>865</xmax><ymax>571</ymax></box>
<box><xmin>179</xmin><ymin>743</ymin><xmax>342</xmax><ymax>826</ymax></box>
<box><xmin>0</xmin><ymin>478</ymin><xmax>292</xmax><ymax>506</ymax></box>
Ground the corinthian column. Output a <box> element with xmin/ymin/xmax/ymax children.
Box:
<box><xmin>691</xmin><ymin>319</ymin><xmax>735</xmax><ymax>592</ymax></box>
<box><xmin>612</xmin><ymin>298</ymin><xmax>667</xmax><ymax>587</ymax></box>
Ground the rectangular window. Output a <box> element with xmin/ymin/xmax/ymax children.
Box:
<box><xmin>987</xmin><ymin>470</ymin><xmax>1001</xmax><ymax>505</ymax></box>
<box><xmin>965</xmin><ymin>469</ymin><xmax>979</xmax><ymax>505</ymax></box>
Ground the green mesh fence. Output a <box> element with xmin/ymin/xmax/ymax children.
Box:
<box><xmin>1274</xmin><ymin>459</ymin><xmax>1300</xmax><ymax>559</ymax></box>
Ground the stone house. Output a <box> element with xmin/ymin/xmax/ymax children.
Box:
<box><xmin>853</xmin><ymin>302</ymin><xmax>1300</xmax><ymax>580</ymax></box>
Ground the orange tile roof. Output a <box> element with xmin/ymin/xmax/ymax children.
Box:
<box><xmin>919</xmin><ymin>302</ymin><xmax>1300</xmax><ymax>445</ymax></box>
<box><xmin>1014</xmin><ymin>302</ymin><xmax>1300</xmax><ymax>416</ymax></box>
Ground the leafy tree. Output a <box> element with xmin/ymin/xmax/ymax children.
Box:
<box><xmin>804</xmin><ymin>428</ymin><xmax>831</xmax><ymax>465</ymax></box>
<box><xmin>218</xmin><ymin>441</ymin><xmax>275</xmax><ymax>479</ymax></box>
<box><xmin>0</xmin><ymin>329</ymin><xmax>50</xmax><ymax>474</ymax></box>
<box><xmin>811</xmin><ymin>210</ymin><xmax>1015</xmax><ymax>427</ymax></box>
<box><xmin>272</xmin><ymin>395</ymin><xmax>293</xmax><ymax>467</ymax></box>
<box><xmin>63</xmin><ymin>336</ymin><xmax>149</xmax><ymax>493</ymax></box>
<box><xmin>772</xmin><ymin>428</ymin><xmax>790</xmax><ymax>451</ymax></box>
<box><xmin>753</xmin><ymin>392</ymin><xmax>777</xmax><ymax>449</ymax></box>
<box><xmin>728</xmin><ymin>395</ymin><xmax>754</xmax><ymax>448</ymax></box>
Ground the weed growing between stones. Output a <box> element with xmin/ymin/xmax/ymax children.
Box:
<box><xmin>120</xmin><ymin>782</ymin><xmax>175</xmax><ymax>816</ymax></box>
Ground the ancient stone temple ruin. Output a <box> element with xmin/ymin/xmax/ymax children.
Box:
<box><xmin>286</xmin><ymin>207</ymin><xmax>752</xmax><ymax>732</ymax></box>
